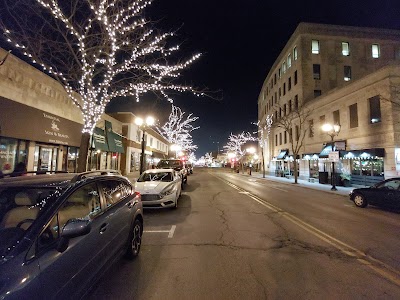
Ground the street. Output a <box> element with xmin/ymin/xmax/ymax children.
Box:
<box><xmin>89</xmin><ymin>168</ymin><xmax>400</xmax><ymax>299</ymax></box>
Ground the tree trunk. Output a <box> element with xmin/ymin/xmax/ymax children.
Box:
<box><xmin>77</xmin><ymin>132</ymin><xmax>91</xmax><ymax>173</ymax></box>
<box><xmin>294</xmin><ymin>157</ymin><xmax>298</xmax><ymax>184</ymax></box>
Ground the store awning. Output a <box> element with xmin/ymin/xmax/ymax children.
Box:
<box><xmin>276</xmin><ymin>149</ymin><xmax>288</xmax><ymax>160</ymax></box>
<box><xmin>343</xmin><ymin>148</ymin><xmax>385</xmax><ymax>159</ymax></box>
<box><xmin>302</xmin><ymin>153</ymin><xmax>320</xmax><ymax>160</ymax></box>
<box><xmin>92</xmin><ymin>127</ymin><xmax>109</xmax><ymax>151</ymax></box>
<box><xmin>107</xmin><ymin>130</ymin><xmax>124</xmax><ymax>153</ymax></box>
<box><xmin>319</xmin><ymin>144</ymin><xmax>333</xmax><ymax>158</ymax></box>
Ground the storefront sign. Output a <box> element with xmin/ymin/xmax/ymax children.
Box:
<box><xmin>0</xmin><ymin>97</ymin><xmax>82</xmax><ymax>146</ymax></box>
<box><xmin>329</xmin><ymin>151</ymin><xmax>339</xmax><ymax>162</ymax></box>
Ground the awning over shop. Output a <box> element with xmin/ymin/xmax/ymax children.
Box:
<box><xmin>107</xmin><ymin>130</ymin><xmax>124</xmax><ymax>153</ymax></box>
<box><xmin>92</xmin><ymin>127</ymin><xmax>109</xmax><ymax>151</ymax></box>
<box><xmin>276</xmin><ymin>149</ymin><xmax>288</xmax><ymax>160</ymax></box>
<box><xmin>302</xmin><ymin>153</ymin><xmax>320</xmax><ymax>160</ymax></box>
<box><xmin>343</xmin><ymin>148</ymin><xmax>385</xmax><ymax>159</ymax></box>
<box><xmin>319</xmin><ymin>144</ymin><xmax>333</xmax><ymax>158</ymax></box>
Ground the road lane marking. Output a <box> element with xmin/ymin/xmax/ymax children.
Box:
<box><xmin>144</xmin><ymin>225</ymin><xmax>176</xmax><ymax>238</ymax></box>
<box><xmin>213</xmin><ymin>174</ymin><xmax>400</xmax><ymax>287</ymax></box>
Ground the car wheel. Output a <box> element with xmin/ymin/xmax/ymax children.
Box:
<box><xmin>125</xmin><ymin>219</ymin><xmax>143</xmax><ymax>259</ymax></box>
<box><xmin>354</xmin><ymin>193</ymin><xmax>368</xmax><ymax>208</ymax></box>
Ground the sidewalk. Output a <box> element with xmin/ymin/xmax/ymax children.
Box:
<box><xmin>235</xmin><ymin>170</ymin><xmax>357</xmax><ymax>197</ymax></box>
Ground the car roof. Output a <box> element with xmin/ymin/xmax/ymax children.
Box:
<box><xmin>0</xmin><ymin>173</ymin><xmax>76</xmax><ymax>188</ymax></box>
<box><xmin>144</xmin><ymin>169</ymin><xmax>174</xmax><ymax>173</ymax></box>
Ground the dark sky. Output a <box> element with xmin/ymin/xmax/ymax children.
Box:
<box><xmin>108</xmin><ymin>0</ymin><xmax>400</xmax><ymax>157</ymax></box>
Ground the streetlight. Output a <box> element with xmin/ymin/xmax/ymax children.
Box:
<box><xmin>135</xmin><ymin>116</ymin><xmax>155</xmax><ymax>174</ymax></box>
<box><xmin>246</xmin><ymin>147</ymin><xmax>256</xmax><ymax>175</ymax></box>
<box><xmin>322</xmin><ymin>123</ymin><xmax>341</xmax><ymax>191</ymax></box>
<box><xmin>170</xmin><ymin>144</ymin><xmax>182</xmax><ymax>158</ymax></box>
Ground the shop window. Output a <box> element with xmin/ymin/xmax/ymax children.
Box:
<box><xmin>369</xmin><ymin>95</ymin><xmax>381</xmax><ymax>124</ymax></box>
<box><xmin>349</xmin><ymin>103</ymin><xmax>358</xmax><ymax>128</ymax></box>
<box><xmin>0</xmin><ymin>137</ymin><xmax>18</xmax><ymax>175</ymax></box>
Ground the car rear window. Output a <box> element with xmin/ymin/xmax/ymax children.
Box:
<box><xmin>157</xmin><ymin>160</ymin><xmax>182</xmax><ymax>169</ymax></box>
<box><xmin>137</xmin><ymin>172</ymin><xmax>173</xmax><ymax>182</ymax></box>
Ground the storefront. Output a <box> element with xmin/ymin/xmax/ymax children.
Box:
<box><xmin>274</xmin><ymin>149</ymin><xmax>288</xmax><ymax>177</ymax></box>
<box><xmin>302</xmin><ymin>154</ymin><xmax>319</xmax><ymax>179</ymax></box>
<box><xmin>0</xmin><ymin>97</ymin><xmax>82</xmax><ymax>173</ymax></box>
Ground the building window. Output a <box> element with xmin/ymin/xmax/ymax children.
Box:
<box><xmin>283</xmin><ymin>83</ymin><xmax>286</xmax><ymax>95</ymax></box>
<box><xmin>279</xmin><ymin>88</ymin><xmax>281</xmax><ymax>99</ymax></box>
<box><xmin>293</xmin><ymin>46</ymin><xmax>298</xmax><ymax>60</ymax></box>
<box><xmin>312</xmin><ymin>40</ymin><xmax>320</xmax><ymax>54</ymax></box>
<box><xmin>284</xmin><ymin>131</ymin><xmax>287</xmax><ymax>144</ymax></box>
<box><xmin>288</xmin><ymin>77</ymin><xmax>292</xmax><ymax>91</ymax></box>
<box><xmin>333</xmin><ymin>110</ymin><xmax>340</xmax><ymax>125</ymax></box>
<box><xmin>288</xmin><ymin>100</ymin><xmax>292</xmax><ymax>113</ymax></box>
<box><xmin>279</xmin><ymin>132</ymin><xmax>282</xmax><ymax>145</ymax></box>
<box><xmin>295</xmin><ymin>125</ymin><xmax>299</xmax><ymax>141</ymax></box>
<box><xmin>342</xmin><ymin>42</ymin><xmax>350</xmax><ymax>56</ymax></box>
<box><xmin>313</xmin><ymin>64</ymin><xmax>321</xmax><ymax>80</ymax></box>
<box><xmin>294</xmin><ymin>70</ymin><xmax>298</xmax><ymax>85</ymax></box>
<box><xmin>275</xmin><ymin>134</ymin><xmax>278</xmax><ymax>146</ymax></box>
<box><xmin>279</xmin><ymin>107</ymin><xmax>282</xmax><ymax>118</ymax></box>
<box><xmin>283</xmin><ymin>61</ymin><xmax>286</xmax><ymax>73</ymax></box>
<box><xmin>289</xmin><ymin>128</ymin><xmax>293</xmax><ymax>141</ymax></box>
<box><xmin>279</xmin><ymin>68</ymin><xmax>281</xmax><ymax>78</ymax></box>
<box><xmin>274</xmin><ymin>73</ymin><xmax>277</xmax><ymax>84</ymax></box>
<box><xmin>275</xmin><ymin>92</ymin><xmax>277</xmax><ymax>102</ymax></box>
<box><xmin>369</xmin><ymin>95</ymin><xmax>381</xmax><ymax>124</ymax></box>
<box><xmin>309</xmin><ymin>119</ymin><xmax>314</xmax><ymax>137</ymax></box>
<box><xmin>372</xmin><ymin>44</ymin><xmax>380</xmax><ymax>58</ymax></box>
<box><xmin>283</xmin><ymin>104</ymin><xmax>287</xmax><ymax>116</ymax></box>
<box><xmin>314</xmin><ymin>90</ymin><xmax>322</xmax><ymax>98</ymax></box>
<box><xmin>349</xmin><ymin>103</ymin><xmax>358</xmax><ymax>128</ymax></box>
<box><xmin>344</xmin><ymin>66</ymin><xmax>352</xmax><ymax>81</ymax></box>
<box><xmin>275</xmin><ymin>111</ymin><xmax>278</xmax><ymax>120</ymax></box>
<box><xmin>287</xmin><ymin>54</ymin><xmax>292</xmax><ymax>69</ymax></box>
<box><xmin>294</xmin><ymin>95</ymin><xmax>299</xmax><ymax>110</ymax></box>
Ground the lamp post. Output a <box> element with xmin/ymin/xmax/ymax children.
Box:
<box><xmin>246</xmin><ymin>147</ymin><xmax>256</xmax><ymax>176</ymax></box>
<box><xmin>322</xmin><ymin>123</ymin><xmax>341</xmax><ymax>191</ymax></box>
<box><xmin>135</xmin><ymin>116</ymin><xmax>155</xmax><ymax>175</ymax></box>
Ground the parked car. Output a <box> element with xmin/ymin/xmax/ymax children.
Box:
<box><xmin>156</xmin><ymin>159</ymin><xmax>188</xmax><ymax>186</ymax></box>
<box><xmin>0</xmin><ymin>170</ymin><xmax>143</xmax><ymax>299</ymax></box>
<box><xmin>349</xmin><ymin>177</ymin><xmax>400</xmax><ymax>210</ymax></box>
<box><xmin>135</xmin><ymin>169</ymin><xmax>181</xmax><ymax>209</ymax></box>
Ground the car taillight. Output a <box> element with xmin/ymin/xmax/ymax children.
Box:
<box><xmin>133</xmin><ymin>191</ymin><xmax>141</xmax><ymax>201</ymax></box>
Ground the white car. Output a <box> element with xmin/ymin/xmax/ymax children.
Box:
<box><xmin>135</xmin><ymin>169</ymin><xmax>182</xmax><ymax>209</ymax></box>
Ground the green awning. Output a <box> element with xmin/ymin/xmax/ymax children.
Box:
<box><xmin>92</xmin><ymin>127</ymin><xmax>109</xmax><ymax>151</ymax></box>
<box><xmin>276</xmin><ymin>149</ymin><xmax>288</xmax><ymax>160</ymax></box>
<box><xmin>107</xmin><ymin>130</ymin><xmax>124</xmax><ymax>153</ymax></box>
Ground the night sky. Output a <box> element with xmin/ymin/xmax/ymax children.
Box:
<box><xmin>108</xmin><ymin>0</ymin><xmax>400</xmax><ymax>157</ymax></box>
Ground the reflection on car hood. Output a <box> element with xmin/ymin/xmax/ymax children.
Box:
<box><xmin>135</xmin><ymin>181</ymin><xmax>170</xmax><ymax>193</ymax></box>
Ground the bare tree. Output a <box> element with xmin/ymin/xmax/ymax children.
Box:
<box><xmin>273</xmin><ymin>103</ymin><xmax>313</xmax><ymax>184</ymax></box>
<box><xmin>1</xmin><ymin>0</ymin><xmax>206</xmax><ymax>171</ymax></box>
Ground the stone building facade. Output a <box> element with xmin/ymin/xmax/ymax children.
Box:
<box><xmin>258</xmin><ymin>23</ymin><xmax>400</xmax><ymax>186</ymax></box>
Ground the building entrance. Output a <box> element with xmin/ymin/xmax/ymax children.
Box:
<box><xmin>34</xmin><ymin>145</ymin><xmax>59</xmax><ymax>172</ymax></box>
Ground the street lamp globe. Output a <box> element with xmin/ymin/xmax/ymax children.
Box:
<box><xmin>146</xmin><ymin>116</ymin><xmax>155</xmax><ymax>126</ymax></box>
<box><xmin>321</xmin><ymin>123</ymin><xmax>333</xmax><ymax>133</ymax></box>
<box><xmin>134</xmin><ymin>117</ymin><xmax>143</xmax><ymax>126</ymax></box>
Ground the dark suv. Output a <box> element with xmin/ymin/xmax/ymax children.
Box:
<box><xmin>157</xmin><ymin>159</ymin><xmax>188</xmax><ymax>185</ymax></box>
<box><xmin>0</xmin><ymin>170</ymin><xmax>143</xmax><ymax>299</ymax></box>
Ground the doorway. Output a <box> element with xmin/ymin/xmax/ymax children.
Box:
<box><xmin>34</xmin><ymin>145</ymin><xmax>58</xmax><ymax>172</ymax></box>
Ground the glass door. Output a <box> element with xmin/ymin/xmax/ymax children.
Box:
<box><xmin>34</xmin><ymin>145</ymin><xmax>58</xmax><ymax>172</ymax></box>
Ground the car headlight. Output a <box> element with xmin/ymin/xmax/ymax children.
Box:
<box><xmin>160</xmin><ymin>186</ymin><xmax>176</xmax><ymax>197</ymax></box>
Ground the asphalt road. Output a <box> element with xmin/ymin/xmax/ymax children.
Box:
<box><xmin>88</xmin><ymin>168</ymin><xmax>400</xmax><ymax>299</ymax></box>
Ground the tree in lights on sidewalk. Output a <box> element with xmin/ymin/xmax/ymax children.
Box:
<box><xmin>254</xmin><ymin>114</ymin><xmax>273</xmax><ymax>178</ymax></box>
<box><xmin>1</xmin><ymin>0</ymin><xmax>205</xmax><ymax>171</ymax></box>
<box><xmin>157</xmin><ymin>104</ymin><xmax>199</xmax><ymax>152</ymax></box>
<box><xmin>223</xmin><ymin>131</ymin><xmax>257</xmax><ymax>172</ymax></box>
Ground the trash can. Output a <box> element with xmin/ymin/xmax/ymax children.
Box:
<box><xmin>319</xmin><ymin>172</ymin><xmax>328</xmax><ymax>184</ymax></box>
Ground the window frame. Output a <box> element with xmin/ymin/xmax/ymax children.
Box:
<box><xmin>344</xmin><ymin>65</ymin><xmax>352</xmax><ymax>81</ymax></box>
<box><xmin>342</xmin><ymin>42</ymin><xmax>350</xmax><ymax>56</ymax></box>
<box><xmin>312</xmin><ymin>40</ymin><xmax>320</xmax><ymax>54</ymax></box>
<box><xmin>372</xmin><ymin>44</ymin><xmax>380</xmax><ymax>58</ymax></box>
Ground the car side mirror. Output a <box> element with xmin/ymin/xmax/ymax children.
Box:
<box><xmin>57</xmin><ymin>219</ymin><xmax>91</xmax><ymax>253</ymax></box>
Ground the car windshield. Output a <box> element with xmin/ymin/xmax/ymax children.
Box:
<box><xmin>0</xmin><ymin>187</ymin><xmax>62</xmax><ymax>258</ymax></box>
<box><xmin>137</xmin><ymin>172</ymin><xmax>173</xmax><ymax>182</ymax></box>
<box><xmin>157</xmin><ymin>160</ymin><xmax>182</xmax><ymax>169</ymax></box>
